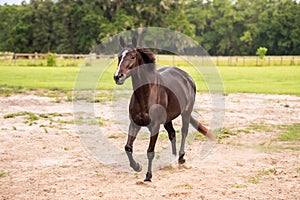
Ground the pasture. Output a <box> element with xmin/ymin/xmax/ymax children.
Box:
<box><xmin>0</xmin><ymin>56</ymin><xmax>300</xmax><ymax>199</ymax></box>
<box><xmin>0</xmin><ymin>56</ymin><xmax>300</xmax><ymax>95</ymax></box>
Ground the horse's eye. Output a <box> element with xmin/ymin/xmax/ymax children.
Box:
<box><xmin>131</xmin><ymin>56</ymin><xmax>135</xmax><ymax>59</ymax></box>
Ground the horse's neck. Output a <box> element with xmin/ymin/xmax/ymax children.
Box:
<box><xmin>131</xmin><ymin>65</ymin><xmax>159</xmax><ymax>91</ymax></box>
<box><xmin>131</xmin><ymin>65</ymin><xmax>161</xmax><ymax>107</ymax></box>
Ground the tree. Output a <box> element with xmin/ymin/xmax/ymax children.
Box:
<box><xmin>256</xmin><ymin>47</ymin><xmax>268</xmax><ymax>59</ymax></box>
<box><xmin>164</xmin><ymin>4</ymin><xmax>195</xmax><ymax>38</ymax></box>
<box><xmin>0</xmin><ymin>0</ymin><xmax>299</xmax><ymax>55</ymax></box>
<box><xmin>185</xmin><ymin>0</ymin><xmax>210</xmax><ymax>44</ymax></box>
<box><xmin>0</xmin><ymin>5</ymin><xmax>18</xmax><ymax>52</ymax></box>
<box><xmin>31</xmin><ymin>0</ymin><xmax>55</xmax><ymax>53</ymax></box>
<box><xmin>11</xmin><ymin>4</ymin><xmax>33</xmax><ymax>52</ymax></box>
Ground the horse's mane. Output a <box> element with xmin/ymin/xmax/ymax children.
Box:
<box><xmin>137</xmin><ymin>48</ymin><xmax>156</xmax><ymax>64</ymax></box>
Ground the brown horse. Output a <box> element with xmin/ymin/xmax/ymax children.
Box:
<box><xmin>113</xmin><ymin>37</ymin><xmax>215</xmax><ymax>182</ymax></box>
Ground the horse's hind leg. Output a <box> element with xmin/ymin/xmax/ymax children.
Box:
<box><xmin>178</xmin><ymin>112</ymin><xmax>191</xmax><ymax>164</ymax></box>
<box><xmin>164</xmin><ymin>121</ymin><xmax>176</xmax><ymax>155</ymax></box>
<box><xmin>125</xmin><ymin>122</ymin><xmax>142</xmax><ymax>172</ymax></box>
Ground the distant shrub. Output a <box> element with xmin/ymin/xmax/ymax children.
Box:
<box><xmin>47</xmin><ymin>53</ymin><xmax>56</xmax><ymax>66</ymax></box>
<box><xmin>256</xmin><ymin>47</ymin><xmax>268</xmax><ymax>59</ymax></box>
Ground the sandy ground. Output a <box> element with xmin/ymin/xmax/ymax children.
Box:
<box><xmin>0</xmin><ymin>91</ymin><xmax>299</xmax><ymax>200</ymax></box>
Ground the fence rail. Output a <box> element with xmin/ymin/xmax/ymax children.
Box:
<box><xmin>156</xmin><ymin>55</ymin><xmax>300</xmax><ymax>66</ymax></box>
<box><xmin>210</xmin><ymin>56</ymin><xmax>300</xmax><ymax>66</ymax></box>
<box><xmin>1</xmin><ymin>53</ymin><xmax>300</xmax><ymax>66</ymax></box>
<box><xmin>0</xmin><ymin>53</ymin><xmax>87</xmax><ymax>59</ymax></box>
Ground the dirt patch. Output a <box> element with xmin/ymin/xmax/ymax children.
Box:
<box><xmin>0</xmin><ymin>92</ymin><xmax>299</xmax><ymax>199</ymax></box>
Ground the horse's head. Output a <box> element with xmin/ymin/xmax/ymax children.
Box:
<box><xmin>114</xmin><ymin>37</ymin><xmax>139</xmax><ymax>85</ymax></box>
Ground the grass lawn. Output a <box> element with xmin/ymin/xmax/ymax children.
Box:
<box><xmin>0</xmin><ymin>60</ymin><xmax>299</xmax><ymax>95</ymax></box>
<box><xmin>0</xmin><ymin>66</ymin><xmax>79</xmax><ymax>90</ymax></box>
<box><xmin>218</xmin><ymin>66</ymin><xmax>300</xmax><ymax>95</ymax></box>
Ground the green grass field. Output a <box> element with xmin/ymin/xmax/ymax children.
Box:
<box><xmin>0</xmin><ymin>66</ymin><xmax>79</xmax><ymax>90</ymax></box>
<box><xmin>0</xmin><ymin>57</ymin><xmax>299</xmax><ymax>95</ymax></box>
<box><xmin>218</xmin><ymin>67</ymin><xmax>300</xmax><ymax>95</ymax></box>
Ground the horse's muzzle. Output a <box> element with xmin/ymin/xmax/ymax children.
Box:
<box><xmin>114</xmin><ymin>74</ymin><xmax>125</xmax><ymax>85</ymax></box>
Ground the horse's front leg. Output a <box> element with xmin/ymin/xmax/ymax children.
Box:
<box><xmin>144</xmin><ymin>124</ymin><xmax>159</xmax><ymax>182</ymax></box>
<box><xmin>125</xmin><ymin>122</ymin><xmax>142</xmax><ymax>172</ymax></box>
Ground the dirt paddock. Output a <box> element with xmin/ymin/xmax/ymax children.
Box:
<box><xmin>0</xmin><ymin>91</ymin><xmax>299</xmax><ymax>200</ymax></box>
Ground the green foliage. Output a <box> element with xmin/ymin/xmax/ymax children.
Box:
<box><xmin>47</xmin><ymin>53</ymin><xmax>56</xmax><ymax>67</ymax></box>
<box><xmin>0</xmin><ymin>0</ymin><xmax>299</xmax><ymax>55</ymax></box>
<box><xmin>256</xmin><ymin>47</ymin><xmax>268</xmax><ymax>59</ymax></box>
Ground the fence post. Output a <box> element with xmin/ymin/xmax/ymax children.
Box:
<box><xmin>89</xmin><ymin>54</ymin><xmax>92</xmax><ymax>64</ymax></box>
<box><xmin>13</xmin><ymin>53</ymin><xmax>17</xmax><ymax>66</ymax></box>
<box><xmin>34</xmin><ymin>52</ymin><xmax>38</xmax><ymax>65</ymax></box>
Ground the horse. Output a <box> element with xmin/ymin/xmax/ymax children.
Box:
<box><xmin>113</xmin><ymin>37</ymin><xmax>215</xmax><ymax>182</ymax></box>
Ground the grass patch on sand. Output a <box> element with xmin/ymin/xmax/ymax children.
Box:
<box><xmin>277</xmin><ymin>124</ymin><xmax>300</xmax><ymax>141</ymax></box>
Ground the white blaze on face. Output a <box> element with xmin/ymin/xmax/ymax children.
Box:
<box><xmin>115</xmin><ymin>50</ymin><xmax>129</xmax><ymax>77</ymax></box>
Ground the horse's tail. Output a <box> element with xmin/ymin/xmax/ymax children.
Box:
<box><xmin>190</xmin><ymin>116</ymin><xmax>216</xmax><ymax>141</ymax></box>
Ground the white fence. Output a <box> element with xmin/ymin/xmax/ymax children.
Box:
<box><xmin>1</xmin><ymin>53</ymin><xmax>300</xmax><ymax>66</ymax></box>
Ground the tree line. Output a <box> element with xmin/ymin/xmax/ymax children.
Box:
<box><xmin>0</xmin><ymin>0</ymin><xmax>299</xmax><ymax>55</ymax></box>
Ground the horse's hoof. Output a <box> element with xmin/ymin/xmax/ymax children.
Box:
<box><xmin>178</xmin><ymin>153</ymin><xmax>186</xmax><ymax>164</ymax></box>
<box><xmin>178</xmin><ymin>158</ymin><xmax>186</xmax><ymax>164</ymax></box>
<box><xmin>144</xmin><ymin>172</ymin><xmax>152</xmax><ymax>182</ymax></box>
<box><xmin>144</xmin><ymin>178</ymin><xmax>151</xmax><ymax>182</ymax></box>
<box><xmin>132</xmin><ymin>162</ymin><xmax>142</xmax><ymax>172</ymax></box>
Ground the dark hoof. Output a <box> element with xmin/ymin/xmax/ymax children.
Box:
<box><xmin>179</xmin><ymin>158</ymin><xmax>186</xmax><ymax>164</ymax></box>
<box><xmin>144</xmin><ymin>172</ymin><xmax>152</xmax><ymax>182</ymax></box>
<box><xmin>132</xmin><ymin>162</ymin><xmax>142</xmax><ymax>172</ymax></box>
<box><xmin>178</xmin><ymin>153</ymin><xmax>186</xmax><ymax>164</ymax></box>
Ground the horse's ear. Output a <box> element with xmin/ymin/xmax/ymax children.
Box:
<box><xmin>120</xmin><ymin>37</ymin><xmax>125</xmax><ymax>48</ymax></box>
<box><xmin>132</xmin><ymin>36</ymin><xmax>137</xmax><ymax>48</ymax></box>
